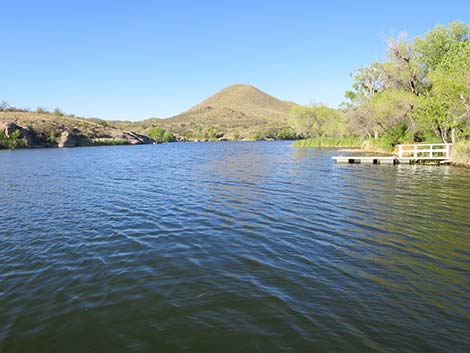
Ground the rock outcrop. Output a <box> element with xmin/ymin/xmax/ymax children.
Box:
<box><xmin>122</xmin><ymin>131</ymin><xmax>155</xmax><ymax>145</ymax></box>
<box><xmin>1</xmin><ymin>114</ymin><xmax>156</xmax><ymax>149</ymax></box>
<box><xmin>0</xmin><ymin>122</ymin><xmax>38</xmax><ymax>147</ymax></box>
<box><xmin>58</xmin><ymin>129</ymin><xmax>81</xmax><ymax>148</ymax></box>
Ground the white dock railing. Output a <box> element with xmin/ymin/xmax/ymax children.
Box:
<box><xmin>397</xmin><ymin>143</ymin><xmax>452</xmax><ymax>159</ymax></box>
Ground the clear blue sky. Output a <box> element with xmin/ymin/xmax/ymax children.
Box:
<box><xmin>1</xmin><ymin>0</ymin><xmax>469</xmax><ymax>120</ymax></box>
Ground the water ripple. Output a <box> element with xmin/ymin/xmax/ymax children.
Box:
<box><xmin>0</xmin><ymin>142</ymin><xmax>469</xmax><ymax>353</ymax></box>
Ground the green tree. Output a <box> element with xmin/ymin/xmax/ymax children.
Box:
<box><xmin>413</xmin><ymin>95</ymin><xmax>453</xmax><ymax>143</ymax></box>
<box><xmin>163</xmin><ymin>130</ymin><xmax>176</xmax><ymax>142</ymax></box>
<box><xmin>207</xmin><ymin>127</ymin><xmax>217</xmax><ymax>141</ymax></box>
<box><xmin>290</xmin><ymin>104</ymin><xmax>345</xmax><ymax>138</ymax></box>
<box><xmin>0</xmin><ymin>129</ymin><xmax>23</xmax><ymax>149</ymax></box>
<box><xmin>345</xmin><ymin>62</ymin><xmax>385</xmax><ymax>102</ymax></box>
<box><xmin>348</xmin><ymin>89</ymin><xmax>416</xmax><ymax>140</ymax></box>
<box><xmin>148</xmin><ymin>126</ymin><xmax>175</xmax><ymax>143</ymax></box>
<box><xmin>414</xmin><ymin>21</ymin><xmax>470</xmax><ymax>74</ymax></box>
<box><xmin>345</xmin><ymin>22</ymin><xmax>470</xmax><ymax>146</ymax></box>
<box><xmin>382</xmin><ymin>34</ymin><xmax>424</xmax><ymax>95</ymax></box>
<box><xmin>414</xmin><ymin>40</ymin><xmax>470</xmax><ymax>142</ymax></box>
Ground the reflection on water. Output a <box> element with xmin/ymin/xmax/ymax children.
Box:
<box><xmin>0</xmin><ymin>141</ymin><xmax>469</xmax><ymax>353</ymax></box>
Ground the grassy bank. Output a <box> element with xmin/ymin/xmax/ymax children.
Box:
<box><xmin>87</xmin><ymin>138</ymin><xmax>129</xmax><ymax>146</ymax></box>
<box><xmin>291</xmin><ymin>137</ymin><xmax>361</xmax><ymax>148</ymax></box>
<box><xmin>451</xmin><ymin>141</ymin><xmax>470</xmax><ymax>166</ymax></box>
<box><xmin>360</xmin><ymin>139</ymin><xmax>396</xmax><ymax>154</ymax></box>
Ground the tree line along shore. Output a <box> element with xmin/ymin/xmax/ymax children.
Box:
<box><xmin>290</xmin><ymin>21</ymin><xmax>470</xmax><ymax>166</ymax></box>
<box><xmin>1</xmin><ymin>22</ymin><xmax>469</xmax><ymax>165</ymax></box>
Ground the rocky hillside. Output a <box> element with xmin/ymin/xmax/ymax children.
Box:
<box><xmin>145</xmin><ymin>84</ymin><xmax>297</xmax><ymax>140</ymax></box>
<box><xmin>0</xmin><ymin>111</ymin><xmax>154</xmax><ymax>148</ymax></box>
<box><xmin>0</xmin><ymin>84</ymin><xmax>299</xmax><ymax>148</ymax></box>
<box><xmin>189</xmin><ymin>84</ymin><xmax>294</xmax><ymax>116</ymax></box>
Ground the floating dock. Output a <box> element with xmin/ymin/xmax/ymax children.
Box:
<box><xmin>332</xmin><ymin>143</ymin><xmax>453</xmax><ymax>165</ymax></box>
<box><xmin>332</xmin><ymin>156</ymin><xmax>451</xmax><ymax>165</ymax></box>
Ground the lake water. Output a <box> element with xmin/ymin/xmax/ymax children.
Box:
<box><xmin>1</xmin><ymin>141</ymin><xmax>469</xmax><ymax>353</ymax></box>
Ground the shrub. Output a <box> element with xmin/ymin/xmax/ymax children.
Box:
<box><xmin>359</xmin><ymin>123</ymin><xmax>414</xmax><ymax>153</ymax></box>
<box><xmin>451</xmin><ymin>140</ymin><xmax>470</xmax><ymax>166</ymax></box>
<box><xmin>361</xmin><ymin>138</ymin><xmax>395</xmax><ymax>153</ymax></box>
<box><xmin>0</xmin><ymin>129</ymin><xmax>25</xmax><ymax>149</ymax></box>
<box><xmin>163</xmin><ymin>131</ymin><xmax>176</xmax><ymax>142</ymax></box>
<box><xmin>89</xmin><ymin>138</ymin><xmax>129</xmax><ymax>146</ymax></box>
<box><xmin>207</xmin><ymin>127</ymin><xmax>217</xmax><ymax>141</ymax></box>
<box><xmin>36</xmin><ymin>107</ymin><xmax>48</xmax><ymax>114</ymax></box>
<box><xmin>48</xmin><ymin>130</ymin><xmax>58</xmax><ymax>143</ymax></box>
<box><xmin>148</xmin><ymin>126</ymin><xmax>175</xmax><ymax>143</ymax></box>
<box><xmin>292</xmin><ymin>137</ymin><xmax>361</xmax><ymax>148</ymax></box>
<box><xmin>274</xmin><ymin>128</ymin><xmax>297</xmax><ymax>140</ymax></box>
<box><xmin>53</xmin><ymin>108</ymin><xmax>64</xmax><ymax>117</ymax></box>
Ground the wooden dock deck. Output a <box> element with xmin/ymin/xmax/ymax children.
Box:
<box><xmin>332</xmin><ymin>143</ymin><xmax>452</xmax><ymax>165</ymax></box>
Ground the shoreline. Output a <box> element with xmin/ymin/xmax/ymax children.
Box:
<box><xmin>292</xmin><ymin>141</ymin><xmax>470</xmax><ymax>168</ymax></box>
<box><xmin>0</xmin><ymin>138</ymin><xmax>297</xmax><ymax>151</ymax></box>
<box><xmin>3</xmin><ymin>137</ymin><xmax>469</xmax><ymax>168</ymax></box>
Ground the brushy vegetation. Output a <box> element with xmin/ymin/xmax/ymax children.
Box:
<box><xmin>292</xmin><ymin>22</ymin><xmax>470</xmax><ymax>155</ymax></box>
<box><xmin>450</xmin><ymin>141</ymin><xmax>470</xmax><ymax>166</ymax></box>
<box><xmin>0</xmin><ymin>130</ymin><xmax>25</xmax><ymax>149</ymax></box>
<box><xmin>88</xmin><ymin>138</ymin><xmax>129</xmax><ymax>146</ymax></box>
<box><xmin>292</xmin><ymin>137</ymin><xmax>361</xmax><ymax>148</ymax></box>
<box><xmin>344</xmin><ymin>22</ymin><xmax>470</xmax><ymax>147</ymax></box>
<box><xmin>147</xmin><ymin>126</ymin><xmax>176</xmax><ymax>143</ymax></box>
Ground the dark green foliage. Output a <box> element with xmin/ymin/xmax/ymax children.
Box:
<box><xmin>148</xmin><ymin>126</ymin><xmax>176</xmax><ymax>143</ymax></box>
<box><xmin>273</xmin><ymin>128</ymin><xmax>297</xmax><ymax>140</ymax></box>
<box><xmin>380</xmin><ymin>123</ymin><xmax>412</xmax><ymax>148</ymax></box>
<box><xmin>53</xmin><ymin>108</ymin><xmax>64</xmax><ymax>117</ymax></box>
<box><xmin>207</xmin><ymin>127</ymin><xmax>217</xmax><ymax>141</ymax></box>
<box><xmin>162</xmin><ymin>130</ymin><xmax>176</xmax><ymax>142</ymax></box>
<box><xmin>0</xmin><ymin>129</ymin><xmax>25</xmax><ymax>149</ymax></box>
